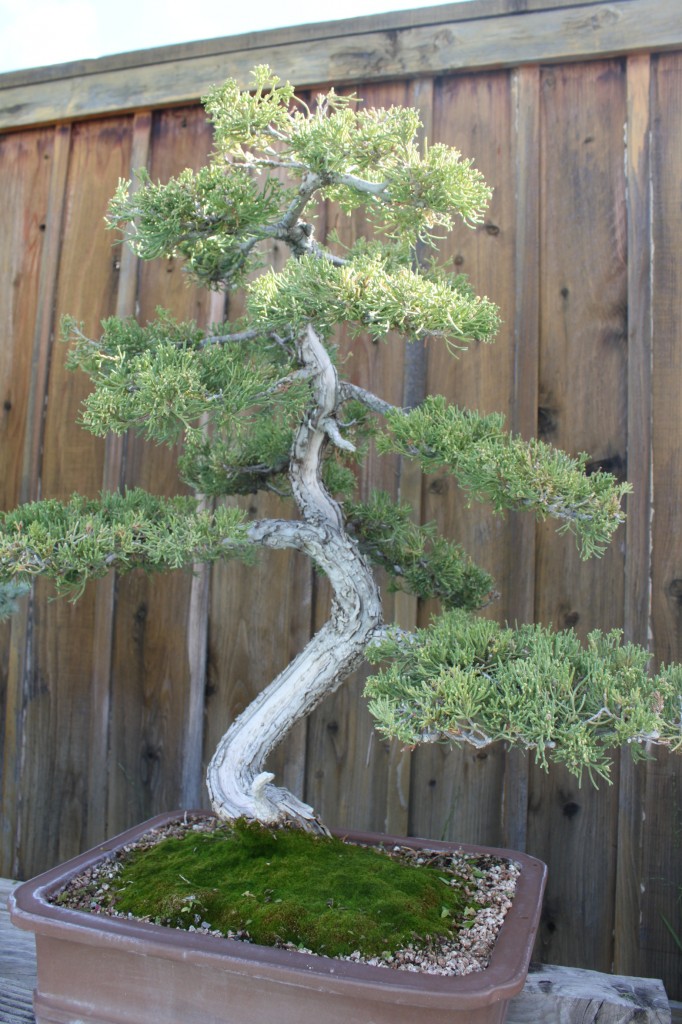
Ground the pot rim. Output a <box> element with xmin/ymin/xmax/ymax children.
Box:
<box><xmin>9</xmin><ymin>810</ymin><xmax>547</xmax><ymax>1010</ymax></box>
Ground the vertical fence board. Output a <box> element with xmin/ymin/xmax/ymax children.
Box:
<box><xmin>0</xmin><ymin>126</ymin><xmax>56</xmax><ymax>875</ymax></box>
<box><xmin>637</xmin><ymin>49</ymin><xmax>682</xmax><ymax>995</ymax></box>
<box><xmin>106</xmin><ymin>107</ymin><xmax>213</xmax><ymax>832</ymax></box>
<box><xmin>86</xmin><ymin>111</ymin><xmax>153</xmax><ymax>847</ymax></box>
<box><xmin>613</xmin><ymin>51</ymin><xmax>654</xmax><ymax>980</ymax></box>
<box><xmin>18</xmin><ymin>118</ymin><xmax>133</xmax><ymax>873</ymax></box>
<box><xmin>529</xmin><ymin>60</ymin><xmax>628</xmax><ymax>973</ymax></box>
<box><xmin>408</xmin><ymin>70</ymin><xmax>516</xmax><ymax>846</ymax></box>
<box><xmin>502</xmin><ymin>64</ymin><xmax>542</xmax><ymax>853</ymax></box>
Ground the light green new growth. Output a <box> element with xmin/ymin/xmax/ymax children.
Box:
<box><xmin>0</xmin><ymin>66</ymin><xmax>679</xmax><ymax>796</ymax></box>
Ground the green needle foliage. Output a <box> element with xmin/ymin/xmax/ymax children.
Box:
<box><xmin>0</xmin><ymin>65</ymin><xmax>679</xmax><ymax>795</ymax></box>
<box><xmin>366</xmin><ymin>611</ymin><xmax>682</xmax><ymax>782</ymax></box>
<box><xmin>378</xmin><ymin>397</ymin><xmax>630</xmax><ymax>559</ymax></box>
<box><xmin>345</xmin><ymin>491</ymin><xmax>495</xmax><ymax>610</ymax></box>
<box><xmin>0</xmin><ymin>490</ymin><xmax>252</xmax><ymax>597</ymax></box>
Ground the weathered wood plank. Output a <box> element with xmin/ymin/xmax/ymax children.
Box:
<box><xmin>0</xmin><ymin>127</ymin><xmax>54</xmax><ymax>877</ymax></box>
<box><xmin>630</xmin><ymin>48</ymin><xmax>682</xmax><ymax>999</ymax></box>
<box><xmin>613</xmin><ymin>51</ymin><xmax>653</xmax><ymax>984</ymax></box>
<box><xmin>501</xmin><ymin>63</ymin><xmax>541</xmax><ymax>854</ymax></box>
<box><xmin>105</xmin><ymin>106</ymin><xmax>214</xmax><ymax>834</ymax></box>
<box><xmin>383</xmin><ymin>75</ymin><xmax>436</xmax><ymax>838</ymax></box>
<box><xmin>86</xmin><ymin>111</ymin><xmax>153</xmax><ymax>849</ymax></box>
<box><xmin>0</xmin><ymin>1</ymin><xmax>680</xmax><ymax>131</ymax></box>
<box><xmin>17</xmin><ymin>118</ymin><xmax>134</xmax><ymax>878</ymax></box>
<box><xmin>0</xmin><ymin>0</ymin><xmax>611</xmax><ymax>88</ymax></box>
<box><xmin>409</xmin><ymin>68</ymin><xmax>516</xmax><ymax>847</ymax></box>
<box><xmin>507</xmin><ymin>964</ymin><xmax>671</xmax><ymax>1023</ymax></box>
<box><xmin>529</xmin><ymin>58</ymin><xmax>628</xmax><ymax>973</ymax></box>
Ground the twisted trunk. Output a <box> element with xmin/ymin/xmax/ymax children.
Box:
<box><xmin>206</xmin><ymin>325</ymin><xmax>383</xmax><ymax>829</ymax></box>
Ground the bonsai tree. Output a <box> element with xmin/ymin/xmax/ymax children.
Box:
<box><xmin>1</xmin><ymin>67</ymin><xmax>680</xmax><ymax>833</ymax></box>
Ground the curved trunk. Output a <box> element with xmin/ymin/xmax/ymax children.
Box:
<box><xmin>206</xmin><ymin>325</ymin><xmax>383</xmax><ymax>829</ymax></box>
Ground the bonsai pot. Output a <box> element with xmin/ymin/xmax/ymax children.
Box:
<box><xmin>9</xmin><ymin>811</ymin><xmax>547</xmax><ymax>1024</ymax></box>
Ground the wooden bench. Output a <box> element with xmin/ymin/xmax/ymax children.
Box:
<box><xmin>2</xmin><ymin>879</ymin><xmax>677</xmax><ymax>1023</ymax></box>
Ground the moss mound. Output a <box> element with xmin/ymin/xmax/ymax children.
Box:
<box><xmin>111</xmin><ymin>819</ymin><xmax>476</xmax><ymax>958</ymax></box>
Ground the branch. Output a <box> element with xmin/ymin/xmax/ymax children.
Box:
<box><xmin>331</xmin><ymin>171</ymin><xmax>390</xmax><ymax>197</ymax></box>
<box><xmin>338</xmin><ymin>382</ymin><xmax>402</xmax><ymax>418</ymax></box>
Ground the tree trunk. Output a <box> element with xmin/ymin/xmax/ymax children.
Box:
<box><xmin>206</xmin><ymin>325</ymin><xmax>383</xmax><ymax>829</ymax></box>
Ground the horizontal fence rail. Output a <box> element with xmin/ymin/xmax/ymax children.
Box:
<box><xmin>0</xmin><ymin>0</ymin><xmax>681</xmax><ymax>1000</ymax></box>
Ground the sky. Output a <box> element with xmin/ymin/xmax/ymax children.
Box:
<box><xmin>0</xmin><ymin>0</ymin><xmax>472</xmax><ymax>75</ymax></box>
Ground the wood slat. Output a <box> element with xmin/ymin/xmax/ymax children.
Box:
<box><xmin>529</xmin><ymin>58</ymin><xmax>628</xmax><ymax>974</ymax></box>
<box><xmin>105</xmin><ymin>106</ymin><xmax>214</xmax><ymax>833</ymax></box>
<box><xmin>0</xmin><ymin>1</ymin><xmax>680</xmax><ymax>131</ymax></box>
<box><xmin>613</xmin><ymin>51</ymin><xmax>653</xmax><ymax>982</ymax></box>
<box><xmin>409</xmin><ymin>68</ymin><xmax>517</xmax><ymax>847</ymax></box>
<box><xmin>630</xmin><ymin>48</ymin><xmax>682</xmax><ymax>998</ymax></box>
<box><xmin>86</xmin><ymin>110</ymin><xmax>153</xmax><ymax>849</ymax></box>
<box><xmin>0</xmin><ymin>127</ymin><xmax>55</xmax><ymax>876</ymax></box>
<box><xmin>501</xmin><ymin>64</ymin><xmax>542</xmax><ymax>854</ymax></box>
<box><xmin>17</xmin><ymin>117</ymin><xmax>134</xmax><ymax>875</ymax></box>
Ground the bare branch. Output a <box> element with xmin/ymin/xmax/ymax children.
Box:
<box><xmin>338</xmin><ymin>382</ymin><xmax>403</xmax><ymax>418</ymax></box>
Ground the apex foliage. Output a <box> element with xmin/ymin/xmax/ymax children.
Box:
<box><xmin>0</xmin><ymin>66</ymin><xmax>679</xmax><ymax>804</ymax></box>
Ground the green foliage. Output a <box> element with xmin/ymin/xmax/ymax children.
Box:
<box><xmin>107</xmin><ymin>165</ymin><xmax>288</xmax><ymax>288</ymax></box>
<box><xmin>109</xmin><ymin>819</ymin><xmax>478</xmax><ymax>958</ymax></box>
<box><xmin>204</xmin><ymin>66</ymin><xmax>492</xmax><ymax>246</ymax></box>
<box><xmin>65</xmin><ymin>310</ymin><xmax>305</xmax><ymax>446</ymax></box>
<box><xmin>378</xmin><ymin>396</ymin><xmax>630</xmax><ymax>558</ymax></box>
<box><xmin>345</xmin><ymin>491</ymin><xmax>495</xmax><ymax>609</ymax></box>
<box><xmin>247</xmin><ymin>252</ymin><xmax>500</xmax><ymax>344</ymax></box>
<box><xmin>366</xmin><ymin>610</ymin><xmax>682</xmax><ymax>782</ymax></box>
<box><xmin>0</xmin><ymin>490</ymin><xmax>253</xmax><ymax>597</ymax></box>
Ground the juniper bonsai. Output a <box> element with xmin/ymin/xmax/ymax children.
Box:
<box><xmin>1</xmin><ymin>67</ymin><xmax>680</xmax><ymax>831</ymax></box>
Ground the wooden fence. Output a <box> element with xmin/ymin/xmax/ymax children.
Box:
<box><xmin>1</xmin><ymin>0</ymin><xmax>681</xmax><ymax>999</ymax></box>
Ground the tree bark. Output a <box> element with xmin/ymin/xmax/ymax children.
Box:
<box><xmin>206</xmin><ymin>324</ymin><xmax>383</xmax><ymax>829</ymax></box>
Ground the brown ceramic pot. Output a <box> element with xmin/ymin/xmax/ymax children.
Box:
<box><xmin>9</xmin><ymin>811</ymin><xmax>546</xmax><ymax>1024</ymax></box>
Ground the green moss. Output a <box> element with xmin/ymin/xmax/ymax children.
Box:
<box><xmin>111</xmin><ymin>820</ymin><xmax>477</xmax><ymax>958</ymax></box>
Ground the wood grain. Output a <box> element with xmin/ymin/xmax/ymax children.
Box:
<box><xmin>630</xmin><ymin>48</ymin><xmax>682</xmax><ymax>994</ymax></box>
<box><xmin>0</xmin><ymin>125</ymin><xmax>57</xmax><ymax>879</ymax></box>
<box><xmin>86</xmin><ymin>111</ymin><xmax>153</xmax><ymax>848</ymax></box>
<box><xmin>105</xmin><ymin>106</ymin><xmax>214</xmax><ymax>834</ymax></box>
<box><xmin>613</xmin><ymin>51</ymin><xmax>653</xmax><ymax>982</ymax></box>
<box><xmin>529</xmin><ymin>59</ymin><xmax>628</xmax><ymax>974</ymax></box>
